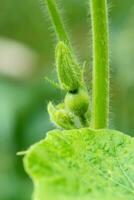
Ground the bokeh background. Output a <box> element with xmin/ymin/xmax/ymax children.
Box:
<box><xmin>0</xmin><ymin>0</ymin><xmax>134</xmax><ymax>199</ymax></box>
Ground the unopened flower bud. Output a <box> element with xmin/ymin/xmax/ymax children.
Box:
<box><xmin>56</xmin><ymin>41</ymin><xmax>82</xmax><ymax>92</ymax></box>
<box><xmin>48</xmin><ymin>102</ymin><xmax>75</xmax><ymax>129</ymax></box>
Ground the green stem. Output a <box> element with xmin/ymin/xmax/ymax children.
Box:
<box><xmin>90</xmin><ymin>0</ymin><xmax>109</xmax><ymax>129</ymax></box>
<box><xmin>45</xmin><ymin>0</ymin><xmax>71</xmax><ymax>48</ymax></box>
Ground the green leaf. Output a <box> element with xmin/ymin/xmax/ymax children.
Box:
<box><xmin>24</xmin><ymin>128</ymin><xmax>134</xmax><ymax>200</ymax></box>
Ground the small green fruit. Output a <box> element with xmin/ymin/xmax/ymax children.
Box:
<box><xmin>65</xmin><ymin>89</ymin><xmax>89</xmax><ymax>116</ymax></box>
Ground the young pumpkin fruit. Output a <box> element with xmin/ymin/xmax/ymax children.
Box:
<box><xmin>65</xmin><ymin>88</ymin><xmax>89</xmax><ymax>116</ymax></box>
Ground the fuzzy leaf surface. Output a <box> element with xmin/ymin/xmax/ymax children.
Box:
<box><xmin>24</xmin><ymin>128</ymin><xmax>134</xmax><ymax>200</ymax></box>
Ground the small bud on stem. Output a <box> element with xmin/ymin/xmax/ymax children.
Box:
<box><xmin>56</xmin><ymin>41</ymin><xmax>82</xmax><ymax>92</ymax></box>
<box><xmin>48</xmin><ymin>102</ymin><xmax>76</xmax><ymax>129</ymax></box>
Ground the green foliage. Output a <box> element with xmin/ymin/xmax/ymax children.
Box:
<box><xmin>24</xmin><ymin>128</ymin><xmax>134</xmax><ymax>200</ymax></box>
<box><xmin>22</xmin><ymin>0</ymin><xmax>134</xmax><ymax>200</ymax></box>
<box><xmin>1</xmin><ymin>0</ymin><xmax>134</xmax><ymax>200</ymax></box>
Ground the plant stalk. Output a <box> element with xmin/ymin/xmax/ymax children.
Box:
<box><xmin>45</xmin><ymin>0</ymin><xmax>71</xmax><ymax>48</ymax></box>
<box><xmin>90</xmin><ymin>0</ymin><xmax>109</xmax><ymax>129</ymax></box>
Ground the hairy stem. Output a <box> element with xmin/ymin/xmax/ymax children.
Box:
<box><xmin>90</xmin><ymin>0</ymin><xmax>109</xmax><ymax>129</ymax></box>
<box><xmin>45</xmin><ymin>0</ymin><xmax>71</xmax><ymax>48</ymax></box>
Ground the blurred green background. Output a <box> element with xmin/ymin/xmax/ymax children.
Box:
<box><xmin>0</xmin><ymin>0</ymin><xmax>134</xmax><ymax>199</ymax></box>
